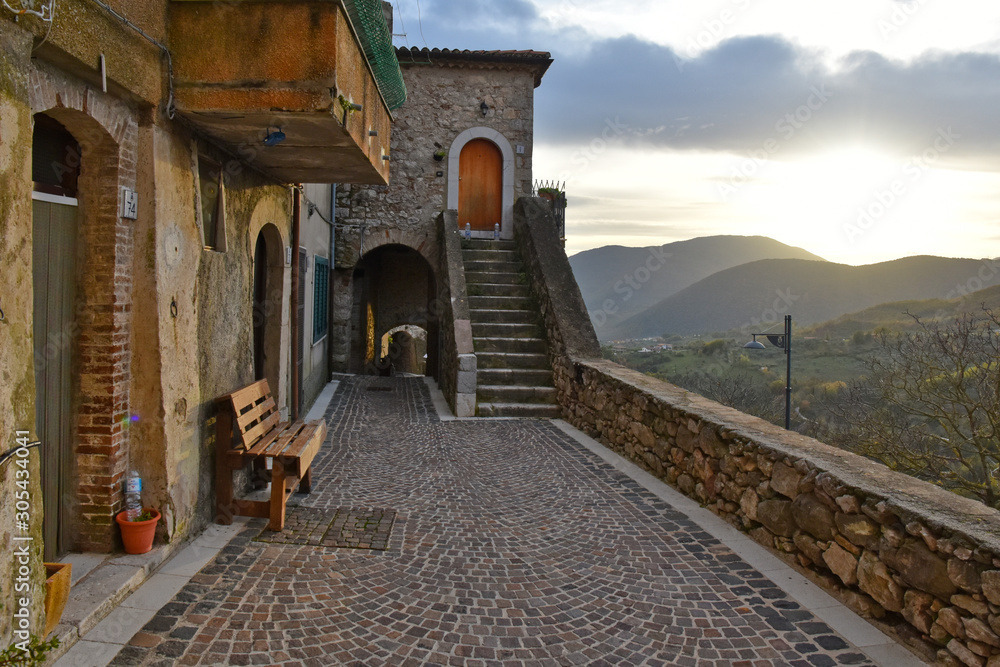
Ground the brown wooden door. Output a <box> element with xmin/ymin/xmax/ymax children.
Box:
<box><xmin>458</xmin><ymin>139</ymin><xmax>502</xmax><ymax>231</ymax></box>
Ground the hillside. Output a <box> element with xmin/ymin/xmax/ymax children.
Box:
<box><xmin>801</xmin><ymin>283</ymin><xmax>1000</xmax><ymax>339</ymax></box>
<box><xmin>569</xmin><ymin>236</ymin><xmax>825</xmax><ymax>337</ymax></box>
<box><xmin>610</xmin><ymin>256</ymin><xmax>1000</xmax><ymax>338</ymax></box>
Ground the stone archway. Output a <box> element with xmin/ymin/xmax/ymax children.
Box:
<box><xmin>29</xmin><ymin>84</ymin><xmax>137</xmax><ymax>553</ymax></box>
<box><xmin>347</xmin><ymin>245</ymin><xmax>439</xmax><ymax>377</ymax></box>
<box><xmin>251</xmin><ymin>223</ymin><xmax>286</xmax><ymax>399</ymax></box>
<box><xmin>447</xmin><ymin>127</ymin><xmax>515</xmax><ymax>239</ymax></box>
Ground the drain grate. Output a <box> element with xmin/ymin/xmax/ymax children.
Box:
<box><xmin>255</xmin><ymin>506</ymin><xmax>396</xmax><ymax>550</ymax></box>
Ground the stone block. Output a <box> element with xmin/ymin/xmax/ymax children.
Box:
<box><xmin>836</xmin><ymin>494</ymin><xmax>860</xmax><ymax>514</ymax></box>
<box><xmin>457</xmin><ymin>352</ymin><xmax>476</xmax><ymax>373</ymax></box>
<box><xmin>455</xmin><ymin>393</ymin><xmax>475</xmax><ymax>418</ymax></box>
<box><xmin>794</xmin><ymin>533</ymin><xmax>824</xmax><ymax>564</ymax></box>
<box><xmin>939</xmin><ymin>607</ymin><xmax>969</xmax><ymax>639</ymax></box>
<box><xmin>823</xmin><ymin>543</ymin><xmax>859</xmax><ymax>586</ymax></box>
<box><xmin>886</xmin><ymin>540</ymin><xmax>957</xmax><ymax>600</ymax></box>
<box><xmin>947</xmin><ymin>638</ymin><xmax>985</xmax><ymax>667</ymax></box>
<box><xmin>757</xmin><ymin>499</ymin><xmax>796</xmax><ymax>538</ymax></box>
<box><xmin>769</xmin><ymin>462</ymin><xmax>801</xmax><ymax>498</ymax></box>
<box><xmin>904</xmin><ymin>590</ymin><xmax>936</xmax><ymax>634</ymax></box>
<box><xmin>983</xmin><ymin>571</ymin><xmax>1000</xmax><ymax>606</ymax></box>
<box><xmin>630</xmin><ymin>421</ymin><xmax>656</xmax><ymax>449</ymax></box>
<box><xmin>836</xmin><ymin>513</ymin><xmax>880</xmax><ymax>550</ymax></box>
<box><xmin>457</xmin><ymin>370</ymin><xmax>477</xmax><ymax>394</ymax></box>
<box><xmin>964</xmin><ymin>617</ymin><xmax>1000</xmax><ymax>648</ymax></box>
<box><xmin>740</xmin><ymin>488</ymin><xmax>759</xmax><ymax>522</ymax></box>
<box><xmin>792</xmin><ymin>494</ymin><xmax>835</xmax><ymax>541</ymax></box>
<box><xmin>954</xmin><ymin>595</ymin><xmax>990</xmax><ymax>617</ymax></box>
<box><xmin>858</xmin><ymin>550</ymin><xmax>904</xmax><ymax>612</ymax></box>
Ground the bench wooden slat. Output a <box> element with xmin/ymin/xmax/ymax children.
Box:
<box><xmin>245</xmin><ymin>424</ymin><xmax>284</xmax><ymax>457</ymax></box>
<box><xmin>235</xmin><ymin>402</ymin><xmax>280</xmax><ymax>449</ymax></box>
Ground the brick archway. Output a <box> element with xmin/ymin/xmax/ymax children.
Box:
<box><xmin>31</xmin><ymin>65</ymin><xmax>139</xmax><ymax>552</ymax></box>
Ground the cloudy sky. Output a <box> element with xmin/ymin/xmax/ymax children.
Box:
<box><xmin>391</xmin><ymin>0</ymin><xmax>1000</xmax><ymax>265</ymax></box>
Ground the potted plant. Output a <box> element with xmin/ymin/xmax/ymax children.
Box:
<box><xmin>537</xmin><ymin>187</ymin><xmax>565</xmax><ymax>205</ymax></box>
<box><xmin>115</xmin><ymin>508</ymin><xmax>160</xmax><ymax>555</ymax></box>
<box><xmin>42</xmin><ymin>562</ymin><xmax>72</xmax><ymax>637</ymax></box>
<box><xmin>433</xmin><ymin>150</ymin><xmax>447</xmax><ymax>161</ymax></box>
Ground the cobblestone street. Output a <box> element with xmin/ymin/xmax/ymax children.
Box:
<box><xmin>109</xmin><ymin>376</ymin><xmax>898</xmax><ymax>666</ymax></box>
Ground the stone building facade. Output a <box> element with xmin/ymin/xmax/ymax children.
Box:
<box><xmin>0</xmin><ymin>0</ymin><xmax>398</xmax><ymax>646</ymax></box>
<box><xmin>332</xmin><ymin>47</ymin><xmax>552</xmax><ymax>375</ymax></box>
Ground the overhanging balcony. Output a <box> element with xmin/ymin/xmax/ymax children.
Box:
<box><xmin>168</xmin><ymin>0</ymin><xmax>404</xmax><ymax>184</ymax></box>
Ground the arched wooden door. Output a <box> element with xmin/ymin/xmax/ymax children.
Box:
<box><xmin>458</xmin><ymin>138</ymin><xmax>502</xmax><ymax>231</ymax></box>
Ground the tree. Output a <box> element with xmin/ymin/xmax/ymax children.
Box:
<box><xmin>819</xmin><ymin>308</ymin><xmax>1000</xmax><ymax>509</ymax></box>
<box><xmin>671</xmin><ymin>369</ymin><xmax>785</xmax><ymax>425</ymax></box>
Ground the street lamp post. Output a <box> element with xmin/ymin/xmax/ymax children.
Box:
<box><xmin>744</xmin><ymin>314</ymin><xmax>792</xmax><ymax>430</ymax></box>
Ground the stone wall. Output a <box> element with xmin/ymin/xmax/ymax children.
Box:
<box><xmin>514</xmin><ymin>197</ymin><xmax>1000</xmax><ymax>666</ymax></box>
<box><xmin>333</xmin><ymin>50</ymin><xmax>545</xmax><ymax>375</ymax></box>
<box><xmin>437</xmin><ymin>211</ymin><xmax>476</xmax><ymax>417</ymax></box>
<box><xmin>336</xmin><ymin>54</ymin><xmax>541</xmax><ymax>243</ymax></box>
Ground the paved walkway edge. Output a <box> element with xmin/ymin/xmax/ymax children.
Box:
<box><xmin>550</xmin><ymin>419</ymin><xmax>931</xmax><ymax>667</ymax></box>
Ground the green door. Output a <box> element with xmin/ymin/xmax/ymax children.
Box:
<box><xmin>33</xmin><ymin>193</ymin><xmax>78</xmax><ymax>560</ymax></box>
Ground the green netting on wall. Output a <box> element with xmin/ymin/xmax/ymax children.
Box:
<box><xmin>343</xmin><ymin>0</ymin><xmax>407</xmax><ymax>111</ymax></box>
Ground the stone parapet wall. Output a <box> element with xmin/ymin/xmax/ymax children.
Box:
<box><xmin>560</xmin><ymin>360</ymin><xmax>1000</xmax><ymax>665</ymax></box>
<box><xmin>513</xmin><ymin>197</ymin><xmax>1000</xmax><ymax>666</ymax></box>
<box><xmin>437</xmin><ymin>211</ymin><xmax>476</xmax><ymax>417</ymax></box>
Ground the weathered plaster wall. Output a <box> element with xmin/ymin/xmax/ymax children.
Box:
<box><xmin>197</xmin><ymin>170</ymin><xmax>292</xmax><ymax>523</ymax></box>
<box><xmin>514</xmin><ymin>197</ymin><xmax>1000</xmax><ymax>666</ymax></box>
<box><xmin>300</xmin><ymin>183</ymin><xmax>333</xmax><ymax>411</ymax></box>
<box><xmin>0</xmin><ymin>20</ymin><xmax>45</xmax><ymax>645</ymax></box>
<box><xmin>130</xmin><ymin>121</ymin><xmax>208</xmax><ymax>543</ymax></box>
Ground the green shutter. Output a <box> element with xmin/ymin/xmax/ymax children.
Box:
<box><xmin>313</xmin><ymin>256</ymin><xmax>330</xmax><ymax>343</ymax></box>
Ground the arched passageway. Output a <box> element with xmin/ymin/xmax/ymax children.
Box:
<box><xmin>349</xmin><ymin>245</ymin><xmax>439</xmax><ymax>377</ymax></box>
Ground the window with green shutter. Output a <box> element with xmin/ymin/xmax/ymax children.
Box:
<box><xmin>313</xmin><ymin>256</ymin><xmax>330</xmax><ymax>343</ymax></box>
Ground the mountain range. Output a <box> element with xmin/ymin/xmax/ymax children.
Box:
<box><xmin>568</xmin><ymin>236</ymin><xmax>825</xmax><ymax>337</ymax></box>
<box><xmin>569</xmin><ymin>236</ymin><xmax>1000</xmax><ymax>339</ymax></box>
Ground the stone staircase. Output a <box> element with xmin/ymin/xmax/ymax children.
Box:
<box><xmin>462</xmin><ymin>238</ymin><xmax>560</xmax><ymax>418</ymax></box>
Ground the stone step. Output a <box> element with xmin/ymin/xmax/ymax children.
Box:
<box><xmin>477</xmin><ymin>352</ymin><xmax>550</xmax><ymax>370</ymax></box>
<box><xmin>473</xmin><ymin>336</ymin><xmax>548</xmax><ymax>353</ymax></box>
<box><xmin>462</xmin><ymin>249</ymin><xmax>519</xmax><ymax>262</ymax></box>
<box><xmin>469</xmin><ymin>308</ymin><xmax>539</xmax><ymax>324</ymax></box>
<box><xmin>477</xmin><ymin>384</ymin><xmax>558</xmax><ymax>404</ymax></box>
<box><xmin>469</xmin><ymin>283</ymin><xmax>530</xmax><ymax>298</ymax></box>
<box><xmin>469</xmin><ymin>295</ymin><xmax>533</xmax><ymax>311</ymax></box>
<box><xmin>472</xmin><ymin>322</ymin><xmax>545</xmax><ymax>339</ymax></box>
<box><xmin>463</xmin><ymin>260</ymin><xmax>523</xmax><ymax>274</ymax></box>
<box><xmin>478</xmin><ymin>367</ymin><xmax>554</xmax><ymax>387</ymax></box>
<box><xmin>466</xmin><ymin>271</ymin><xmax>522</xmax><ymax>286</ymax></box>
<box><xmin>477</xmin><ymin>402</ymin><xmax>561</xmax><ymax>419</ymax></box>
<box><xmin>462</xmin><ymin>239</ymin><xmax>517</xmax><ymax>251</ymax></box>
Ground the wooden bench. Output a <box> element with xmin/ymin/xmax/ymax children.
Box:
<box><xmin>215</xmin><ymin>379</ymin><xmax>327</xmax><ymax>531</ymax></box>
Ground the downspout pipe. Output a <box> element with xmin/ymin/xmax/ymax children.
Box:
<box><xmin>291</xmin><ymin>187</ymin><xmax>302</xmax><ymax>420</ymax></box>
<box><xmin>328</xmin><ymin>184</ymin><xmax>337</xmax><ymax>380</ymax></box>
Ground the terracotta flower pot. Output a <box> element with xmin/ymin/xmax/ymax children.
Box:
<box><xmin>43</xmin><ymin>562</ymin><xmax>72</xmax><ymax>637</ymax></box>
<box><xmin>116</xmin><ymin>508</ymin><xmax>160</xmax><ymax>555</ymax></box>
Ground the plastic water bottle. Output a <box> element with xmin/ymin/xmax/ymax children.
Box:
<box><xmin>464</xmin><ymin>223</ymin><xmax>471</xmax><ymax>239</ymax></box>
<box><xmin>493</xmin><ymin>223</ymin><xmax>499</xmax><ymax>240</ymax></box>
<box><xmin>124</xmin><ymin>470</ymin><xmax>142</xmax><ymax>521</ymax></box>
